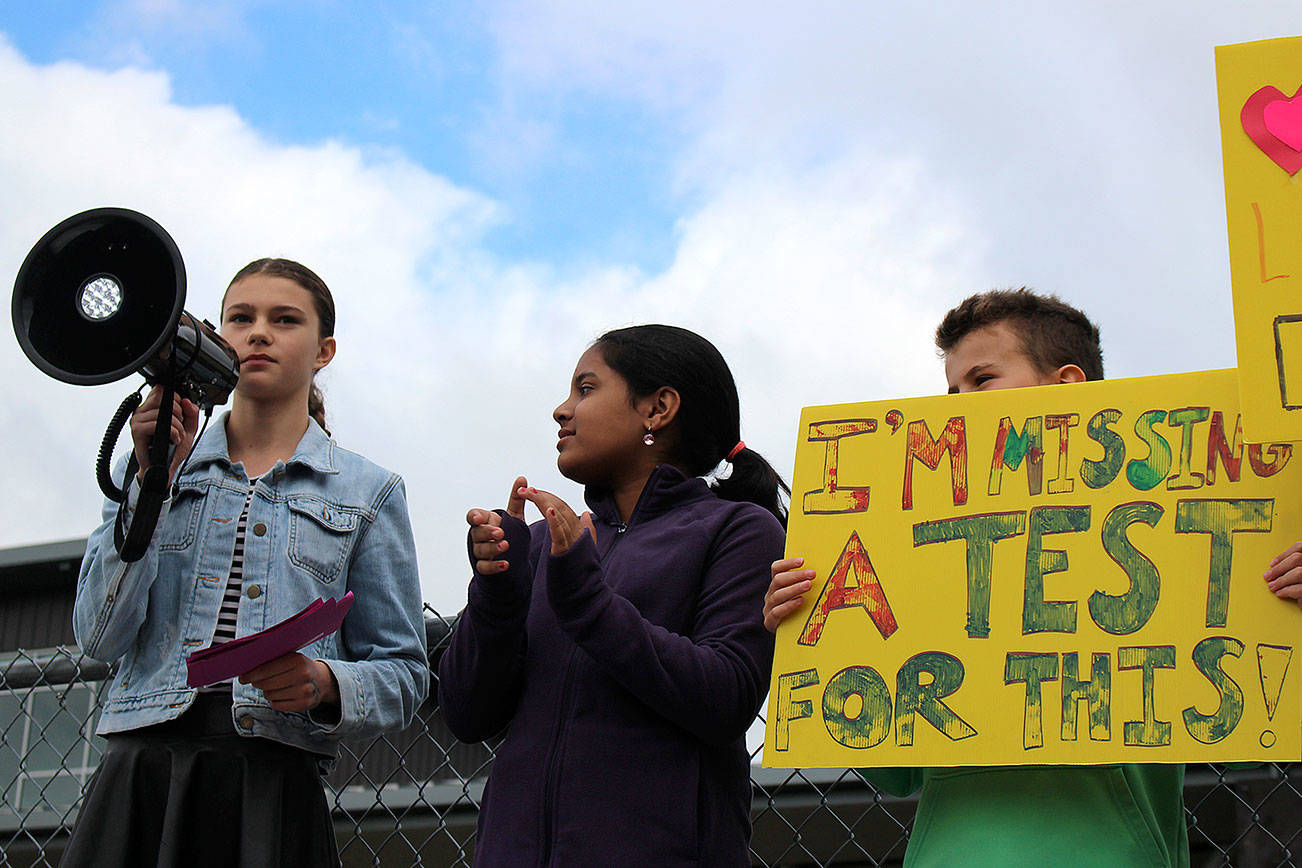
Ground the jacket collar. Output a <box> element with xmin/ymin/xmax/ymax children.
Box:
<box><xmin>186</xmin><ymin>412</ymin><xmax>337</xmax><ymax>476</ymax></box>
<box><xmin>583</xmin><ymin>464</ymin><xmax>712</xmax><ymax>527</ymax></box>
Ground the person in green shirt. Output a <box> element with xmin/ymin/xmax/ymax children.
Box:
<box><xmin>765</xmin><ymin>287</ymin><xmax>1301</xmax><ymax>867</ymax></box>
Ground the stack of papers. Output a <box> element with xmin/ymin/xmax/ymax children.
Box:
<box><xmin>186</xmin><ymin>592</ymin><xmax>355</xmax><ymax>688</ymax></box>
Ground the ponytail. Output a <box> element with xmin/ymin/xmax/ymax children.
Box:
<box><xmin>594</xmin><ymin>324</ymin><xmax>789</xmax><ymax>526</ymax></box>
<box><xmin>308</xmin><ymin>383</ymin><xmax>329</xmax><ymax>435</ymax></box>
<box><xmin>712</xmin><ymin>446</ymin><xmax>789</xmax><ymax>527</ymax></box>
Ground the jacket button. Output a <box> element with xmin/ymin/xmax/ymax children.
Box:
<box><xmin>239</xmin><ymin>715</ymin><xmax>255</xmax><ymax>731</ymax></box>
<box><xmin>247</xmin><ymin>585</ymin><xmax>261</xmax><ymax>599</ymax></box>
<box><xmin>252</xmin><ymin>522</ymin><xmax>267</xmax><ymax>536</ymax></box>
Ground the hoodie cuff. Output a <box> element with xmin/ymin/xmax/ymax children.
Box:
<box><xmin>466</xmin><ymin>510</ymin><xmax>533</xmax><ymax>616</ymax></box>
<box><xmin>545</xmin><ymin>531</ymin><xmax>604</xmax><ymax>619</ymax></box>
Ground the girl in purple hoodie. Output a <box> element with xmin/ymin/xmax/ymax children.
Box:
<box><xmin>440</xmin><ymin>324</ymin><xmax>788</xmax><ymax>866</ymax></box>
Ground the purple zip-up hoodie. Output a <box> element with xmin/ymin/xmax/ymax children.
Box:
<box><xmin>439</xmin><ymin>465</ymin><xmax>785</xmax><ymax>867</ymax></box>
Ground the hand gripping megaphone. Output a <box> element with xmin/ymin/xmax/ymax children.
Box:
<box><xmin>12</xmin><ymin>208</ymin><xmax>240</xmax><ymax>561</ymax></box>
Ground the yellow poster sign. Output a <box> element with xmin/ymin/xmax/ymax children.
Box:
<box><xmin>764</xmin><ymin>370</ymin><xmax>1302</xmax><ymax>768</ymax></box>
<box><xmin>1217</xmin><ymin>36</ymin><xmax>1302</xmax><ymax>442</ymax></box>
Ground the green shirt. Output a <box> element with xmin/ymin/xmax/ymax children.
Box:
<box><xmin>865</xmin><ymin>764</ymin><xmax>1187</xmax><ymax>867</ymax></box>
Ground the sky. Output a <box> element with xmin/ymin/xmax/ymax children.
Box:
<box><xmin>0</xmin><ymin>1</ymin><xmax>1296</xmax><ymax>612</ymax></box>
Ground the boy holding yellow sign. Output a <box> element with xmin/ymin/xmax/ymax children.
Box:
<box><xmin>765</xmin><ymin>288</ymin><xmax>1302</xmax><ymax>867</ymax></box>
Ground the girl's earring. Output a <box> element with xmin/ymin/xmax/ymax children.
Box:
<box><xmin>643</xmin><ymin>427</ymin><xmax>655</xmax><ymax>446</ymax></box>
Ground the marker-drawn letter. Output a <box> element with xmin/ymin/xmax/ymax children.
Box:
<box><xmin>989</xmin><ymin>416</ymin><xmax>1044</xmax><ymax>496</ymax></box>
<box><xmin>1248</xmin><ymin>442</ymin><xmax>1293</xmax><ymax>478</ymax></box>
<box><xmin>895</xmin><ymin>653</ymin><xmax>977</xmax><ymax>746</ymax></box>
<box><xmin>1081</xmin><ymin>409</ymin><xmax>1125</xmax><ymax>490</ymax></box>
<box><xmin>1119</xmin><ymin>645</ymin><xmax>1176</xmax><ymax>746</ymax></box>
<box><xmin>823</xmin><ymin>666</ymin><xmax>893</xmax><ymax>749</ymax></box>
<box><xmin>1062</xmin><ymin>652</ymin><xmax>1111</xmax><ymax>742</ymax></box>
<box><xmin>1205</xmin><ymin>412</ymin><xmax>1244</xmax><ymax>485</ymax></box>
<box><xmin>1252</xmin><ymin>201</ymin><xmax>1290</xmax><ymax>283</ymax></box>
<box><xmin>1166</xmin><ymin>407</ymin><xmax>1210</xmax><ymax>490</ymax></box>
<box><xmin>903</xmin><ymin>417</ymin><xmax>968</xmax><ymax>510</ymax></box>
<box><xmin>1090</xmin><ymin>502</ymin><xmax>1164</xmax><ymax>635</ymax></box>
<box><xmin>1174</xmin><ymin>499</ymin><xmax>1274</xmax><ymax>627</ymax></box>
<box><xmin>1045</xmin><ymin>414</ymin><xmax>1079</xmax><ymax>495</ymax></box>
<box><xmin>803</xmin><ymin>419</ymin><xmax>876</xmax><ymax>514</ymax></box>
<box><xmin>1024</xmin><ymin>505</ymin><xmax>1091</xmax><ymax>634</ymax></box>
<box><xmin>1126</xmin><ymin>410</ymin><xmax>1172</xmax><ymax>491</ymax></box>
<box><xmin>913</xmin><ymin>512</ymin><xmax>1027</xmax><ymax>639</ymax></box>
<box><xmin>773</xmin><ymin>668</ymin><xmax>820</xmax><ymax>751</ymax></box>
<box><xmin>799</xmin><ymin>531</ymin><xmax>898</xmax><ymax>645</ymax></box>
<box><xmin>1005</xmin><ymin>652</ymin><xmax>1059</xmax><ymax>749</ymax></box>
<box><xmin>1183</xmin><ymin>636</ymin><xmax>1245</xmax><ymax>745</ymax></box>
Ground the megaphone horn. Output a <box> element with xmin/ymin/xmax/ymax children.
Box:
<box><xmin>12</xmin><ymin>207</ymin><xmax>239</xmax><ymax>406</ymax></box>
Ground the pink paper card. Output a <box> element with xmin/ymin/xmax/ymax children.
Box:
<box><xmin>185</xmin><ymin>591</ymin><xmax>354</xmax><ymax>687</ymax></box>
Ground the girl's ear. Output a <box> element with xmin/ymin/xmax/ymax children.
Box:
<box><xmin>315</xmin><ymin>336</ymin><xmax>337</xmax><ymax>371</ymax></box>
<box><xmin>644</xmin><ymin>386</ymin><xmax>681</xmax><ymax>432</ymax></box>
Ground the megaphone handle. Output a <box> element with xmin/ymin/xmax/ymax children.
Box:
<box><xmin>114</xmin><ymin>382</ymin><xmax>177</xmax><ymax>563</ymax></box>
<box><xmin>145</xmin><ymin>382</ymin><xmax>175</xmax><ymax>475</ymax></box>
<box><xmin>97</xmin><ymin>390</ymin><xmax>145</xmax><ymax>503</ymax></box>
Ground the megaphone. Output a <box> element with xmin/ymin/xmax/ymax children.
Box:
<box><xmin>12</xmin><ymin>208</ymin><xmax>241</xmax><ymax>561</ymax></box>
<box><xmin>13</xmin><ymin>207</ymin><xmax>239</xmax><ymax>405</ymax></box>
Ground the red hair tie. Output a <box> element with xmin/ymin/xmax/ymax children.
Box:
<box><xmin>726</xmin><ymin>441</ymin><xmax>745</xmax><ymax>461</ymax></box>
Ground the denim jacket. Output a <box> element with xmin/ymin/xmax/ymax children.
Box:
<box><xmin>74</xmin><ymin>416</ymin><xmax>428</xmax><ymax>757</ymax></box>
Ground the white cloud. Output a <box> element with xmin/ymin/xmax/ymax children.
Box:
<box><xmin>0</xmin><ymin>34</ymin><xmax>977</xmax><ymax>611</ymax></box>
<box><xmin>484</xmin><ymin>0</ymin><xmax>1302</xmax><ymax>381</ymax></box>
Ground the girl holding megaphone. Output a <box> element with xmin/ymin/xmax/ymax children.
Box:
<box><xmin>62</xmin><ymin>260</ymin><xmax>427</xmax><ymax>868</ymax></box>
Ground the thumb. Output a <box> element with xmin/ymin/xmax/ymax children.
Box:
<box><xmin>579</xmin><ymin>510</ymin><xmax>597</xmax><ymax>544</ymax></box>
<box><xmin>507</xmin><ymin>476</ymin><xmax>528</xmax><ymax>519</ymax></box>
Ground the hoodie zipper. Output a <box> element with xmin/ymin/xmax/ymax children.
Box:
<box><xmin>539</xmin><ymin>516</ymin><xmax>628</xmax><ymax>865</ymax></box>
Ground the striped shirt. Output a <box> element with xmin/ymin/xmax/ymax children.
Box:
<box><xmin>199</xmin><ymin>479</ymin><xmax>256</xmax><ymax>693</ymax></box>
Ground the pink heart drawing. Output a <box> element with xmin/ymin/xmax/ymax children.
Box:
<box><xmin>1265</xmin><ymin>97</ymin><xmax>1302</xmax><ymax>151</ymax></box>
<box><xmin>1242</xmin><ymin>85</ymin><xmax>1302</xmax><ymax>175</ymax></box>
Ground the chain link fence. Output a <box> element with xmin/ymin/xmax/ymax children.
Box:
<box><xmin>0</xmin><ymin>607</ymin><xmax>1299</xmax><ymax>866</ymax></box>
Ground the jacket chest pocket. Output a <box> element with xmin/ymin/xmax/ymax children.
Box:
<box><xmin>159</xmin><ymin>484</ymin><xmax>206</xmax><ymax>552</ymax></box>
<box><xmin>288</xmin><ymin>498</ymin><xmax>359</xmax><ymax>584</ymax></box>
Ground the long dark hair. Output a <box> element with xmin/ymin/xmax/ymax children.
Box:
<box><xmin>594</xmin><ymin>324</ymin><xmax>789</xmax><ymax>525</ymax></box>
<box><xmin>223</xmin><ymin>258</ymin><xmax>336</xmax><ymax>433</ymax></box>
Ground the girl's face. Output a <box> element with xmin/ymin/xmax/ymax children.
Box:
<box><xmin>221</xmin><ymin>274</ymin><xmax>335</xmax><ymax>405</ymax></box>
<box><xmin>553</xmin><ymin>345</ymin><xmax>652</xmax><ymax>486</ymax></box>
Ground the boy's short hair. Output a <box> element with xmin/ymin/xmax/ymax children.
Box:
<box><xmin>935</xmin><ymin>287</ymin><xmax>1104</xmax><ymax>381</ymax></box>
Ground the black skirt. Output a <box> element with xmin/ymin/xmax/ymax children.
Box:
<box><xmin>60</xmin><ymin>692</ymin><xmax>339</xmax><ymax>868</ymax></box>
